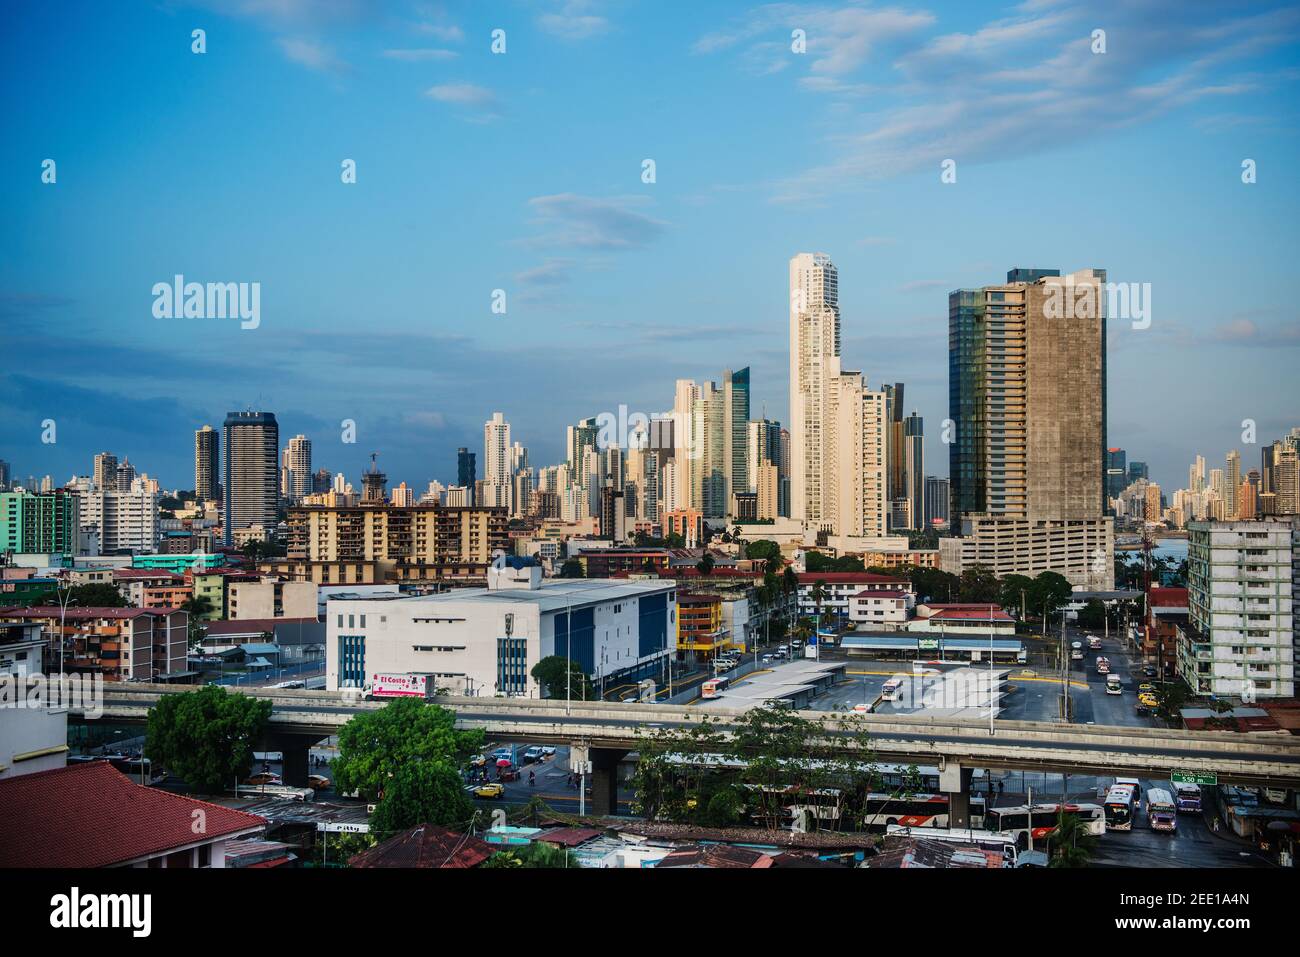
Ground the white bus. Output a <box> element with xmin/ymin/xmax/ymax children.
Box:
<box><xmin>701</xmin><ymin>677</ymin><xmax>729</xmax><ymax>699</ymax></box>
<box><xmin>1106</xmin><ymin>674</ymin><xmax>1123</xmax><ymax>695</ymax></box>
<box><xmin>1104</xmin><ymin>783</ymin><xmax>1138</xmax><ymax>830</ymax></box>
<box><xmin>983</xmin><ymin>802</ymin><xmax>1106</xmax><ymax>848</ymax></box>
<box><xmin>864</xmin><ymin>793</ymin><xmax>986</xmax><ymax>830</ymax></box>
<box><xmin>881</xmin><ymin>677</ymin><xmax>906</xmax><ymax>702</ymax></box>
<box><xmin>1147</xmin><ymin>788</ymin><xmax>1177</xmax><ymax>833</ymax></box>
<box><xmin>885</xmin><ymin>824</ymin><xmax>1019</xmax><ymax>866</ymax></box>
<box><xmin>1070</xmin><ymin>641</ymin><xmax>1083</xmax><ymax>661</ymax></box>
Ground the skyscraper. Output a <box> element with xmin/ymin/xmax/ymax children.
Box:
<box><xmin>93</xmin><ymin>452</ymin><xmax>117</xmax><ymax>491</ymax></box>
<box><xmin>788</xmin><ymin>252</ymin><xmax>887</xmax><ymax>537</ymax></box>
<box><xmin>904</xmin><ymin>411</ymin><xmax>924</xmax><ymax>531</ymax></box>
<box><xmin>723</xmin><ymin>367</ymin><xmax>750</xmax><ymax>509</ymax></box>
<box><xmin>456</xmin><ymin>447</ymin><xmax>476</xmax><ymax>492</ymax></box>
<box><xmin>945</xmin><ymin>268</ymin><xmax>1112</xmax><ymax>587</ymax></box>
<box><xmin>195</xmin><ymin>425</ymin><xmax>219</xmax><ymax>501</ymax></box>
<box><xmin>483</xmin><ymin>412</ymin><xmax>512</xmax><ymax>510</ymax></box>
<box><xmin>222</xmin><ymin>411</ymin><xmax>279</xmax><ymax>545</ymax></box>
<box><xmin>284</xmin><ymin>434</ymin><xmax>312</xmax><ymax>502</ymax></box>
<box><xmin>1106</xmin><ymin>447</ymin><xmax>1127</xmax><ymax>502</ymax></box>
<box><xmin>1225</xmin><ymin>449</ymin><xmax>1241</xmax><ymax>519</ymax></box>
<box><xmin>924</xmin><ymin>476</ymin><xmax>950</xmax><ymax>528</ymax></box>
<box><xmin>789</xmin><ymin>252</ymin><xmax>839</xmax><ymax>526</ymax></box>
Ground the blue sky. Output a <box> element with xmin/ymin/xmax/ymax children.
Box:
<box><xmin>2</xmin><ymin>0</ymin><xmax>1298</xmax><ymax>494</ymax></box>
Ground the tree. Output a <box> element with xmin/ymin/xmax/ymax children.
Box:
<box><xmin>145</xmin><ymin>685</ymin><xmax>272</xmax><ymax>794</ymax></box>
<box><xmin>33</xmin><ymin>582</ymin><xmax>129</xmax><ymax>609</ymax></box>
<box><xmin>557</xmin><ymin>558</ymin><xmax>584</xmax><ymax>578</ymax></box>
<box><xmin>744</xmin><ymin>539</ymin><xmax>782</xmax><ymax>564</ymax></box>
<box><xmin>810</xmin><ymin>579</ymin><xmax>828</xmax><ymax>623</ymax></box>
<box><xmin>369</xmin><ymin>760</ymin><xmax>474</xmax><ymax>836</ymax></box>
<box><xmin>1027</xmin><ymin>571</ymin><xmax>1073</xmax><ymax>622</ymax></box>
<box><xmin>998</xmin><ymin>575</ymin><xmax>1035</xmax><ymax>619</ymax></box>
<box><xmin>696</xmin><ymin>553</ymin><xmax>715</xmax><ymax>576</ymax></box>
<box><xmin>331</xmin><ymin>698</ymin><xmax>484</xmax><ymax>802</ymax></box>
<box><xmin>958</xmin><ymin>564</ymin><xmax>1000</xmax><ymax>603</ymax></box>
<box><xmin>1076</xmin><ymin>598</ymin><xmax>1107</xmax><ymax>630</ymax></box>
<box><xmin>1153</xmin><ymin>681</ymin><xmax>1189</xmax><ymax>725</ymax></box>
<box><xmin>181</xmin><ymin>594</ymin><xmax>216</xmax><ymax>651</ymax></box>
<box><xmin>705</xmin><ymin>787</ymin><xmax>744</xmax><ymax>827</ymax></box>
<box><xmin>482</xmin><ymin>841</ymin><xmax>575</xmax><ymax>868</ymax></box>
<box><xmin>908</xmin><ymin>566</ymin><xmax>959</xmax><ymax>603</ymax></box>
<box><xmin>530</xmin><ymin>654</ymin><xmax>595</xmax><ymax>701</ymax></box>
<box><xmin>1046</xmin><ymin>808</ymin><xmax>1098</xmax><ymax>867</ymax></box>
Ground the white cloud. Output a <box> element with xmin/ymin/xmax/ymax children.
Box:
<box><xmin>276</xmin><ymin>36</ymin><xmax>349</xmax><ymax>73</ymax></box>
<box><xmin>537</xmin><ymin>1</ymin><xmax>611</xmax><ymax>40</ymax></box>
<box><xmin>382</xmin><ymin>48</ymin><xmax>458</xmax><ymax>62</ymax></box>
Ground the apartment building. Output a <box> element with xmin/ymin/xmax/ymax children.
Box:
<box><xmin>1176</xmin><ymin>521</ymin><xmax>1294</xmax><ymax>698</ymax></box>
<box><xmin>6</xmin><ymin>606</ymin><xmax>188</xmax><ymax>682</ymax></box>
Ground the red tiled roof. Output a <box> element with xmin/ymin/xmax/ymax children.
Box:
<box><xmin>0</xmin><ymin>763</ymin><xmax>265</xmax><ymax>868</ymax></box>
<box><xmin>797</xmin><ymin>572</ymin><xmax>905</xmax><ymax>584</ymax></box>
<box><xmin>930</xmin><ymin>608</ymin><xmax>1014</xmax><ymax>621</ymax></box>
<box><xmin>348</xmin><ymin>824</ymin><xmax>494</xmax><ymax>868</ymax></box>
<box><xmin>113</xmin><ymin>569</ymin><xmax>183</xmax><ymax>581</ymax></box>
<box><xmin>7</xmin><ymin>606</ymin><xmax>178</xmax><ymax>620</ymax></box>
<box><xmin>535</xmin><ymin>827</ymin><xmax>602</xmax><ymax>848</ymax></box>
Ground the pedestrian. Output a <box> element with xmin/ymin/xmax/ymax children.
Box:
<box><xmin>997</xmin><ymin>780</ymin><xmax>1004</xmax><ymax>796</ymax></box>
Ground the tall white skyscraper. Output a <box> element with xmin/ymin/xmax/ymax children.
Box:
<box><xmin>284</xmin><ymin>434</ymin><xmax>312</xmax><ymax>501</ymax></box>
<box><xmin>789</xmin><ymin>252</ymin><xmax>840</xmax><ymax>527</ymax></box>
<box><xmin>222</xmin><ymin>411</ymin><xmax>279</xmax><ymax>545</ymax></box>
<box><xmin>483</xmin><ymin>411</ymin><xmax>512</xmax><ymax>510</ymax></box>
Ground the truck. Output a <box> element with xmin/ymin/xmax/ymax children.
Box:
<box><xmin>364</xmin><ymin>672</ymin><xmax>436</xmax><ymax>700</ymax></box>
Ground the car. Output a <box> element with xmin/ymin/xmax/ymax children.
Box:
<box><xmin>761</xmin><ymin>654</ymin><xmax>775</xmax><ymax>663</ymax></box>
<box><xmin>540</xmin><ymin>746</ymin><xmax>557</xmax><ymax>757</ymax></box>
<box><xmin>1138</xmin><ymin>683</ymin><xmax>1156</xmax><ymax>694</ymax></box>
<box><xmin>1143</xmin><ymin>665</ymin><xmax>1158</xmax><ymax>678</ymax></box>
<box><xmin>472</xmin><ymin>783</ymin><xmax>505</xmax><ymax>799</ymax></box>
<box><xmin>490</xmin><ymin>747</ymin><xmax>512</xmax><ymax>761</ymax></box>
<box><xmin>307</xmin><ymin>774</ymin><xmax>331</xmax><ymax>790</ymax></box>
<box><xmin>1138</xmin><ymin>692</ymin><xmax>1158</xmax><ymax>706</ymax></box>
<box><xmin>521</xmin><ymin>746</ymin><xmax>544</xmax><ymax>764</ymax></box>
<box><xmin>245</xmin><ymin>772</ymin><xmax>281</xmax><ymax>786</ymax></box>
<box><xmin>469</xmin><ymin>754</ymin><xmax>487</xmax><ymax>767</ymax></box>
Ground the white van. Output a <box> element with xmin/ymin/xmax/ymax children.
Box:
<box><xmin>1070</xmin><ymin>641</ymin><xmax>1083</xmax><ymax>661</ymax></box>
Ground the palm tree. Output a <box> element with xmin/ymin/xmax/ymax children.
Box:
<box><xmin>1046</xmin><ymin>809</ymin><xmax>1098</xmax><ymax>867</ymax></box>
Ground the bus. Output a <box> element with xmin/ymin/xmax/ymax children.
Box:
<box><xmin>1173</xmin><ymin>782</ymin><xmax>1201</xmax><ymax>813</ymax></box>
<box><xmin>1087</xmin><ymin>635</ymin><xmax>1102</xmax><ymax>651</ymax></box>
<box><xmin>1106</xmin><ymin>675</ymin><xmax>1123</xmax><ymax>695</ymax></box>
<box><xmin>885</xmin><ymin>825</ymin><xmax>1019</xmax><ymax>866</ymax></box>
<box><xmin>741</xmin><ymin>784</ymin><xmax>843</xmax><ymax>828</ymax></box>
<box><xmin>1104</xmin><ymin>783</ymin><xmax>1138</xmax><ymax>830</ymax></box>
<box><xmin>862</xmin><ymin>792</ymin><xmax>986</xmax><ymax>830</ymax></box>
<box><xmin>983</xmin><ymin>802</ymin><xmax>1106</xmax><ymax>847</ymax></box>
<box><xmin>701</xmin><ymin>677</ymin><xmax>729</xmax><ymax>699</ymax></box>
<box><xmin>1095</xmin><ymin>656</ymin><xmax>1111</xmax><ymax>675</ymax></box>
<box><xmin>1147</xmin><ymin>788</ymin><xmax>1177</xmax><ymax>833</ymax></box>
<box><xmin>881</xmin><ymin>677</ymin><xmax>906</xmax><ymax>702</ymax></box>
<box><xmin>1070</xmin><ymin>641</ymin><xmax>1083</xmax><ymax>661</ymax></box>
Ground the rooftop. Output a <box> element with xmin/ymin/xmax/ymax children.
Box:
<box><xmin>348</xmin><ymin>824</ymin><xmax>494</xmax><ymax>869</ymax></box>
<box><xmin>333</xmin><ymin>577</ymin><xmax>675</xmax><ymax>614</ymax></box>
<box><xmin>0</xmin><ymin>763</ymin><xmax>265</xmax><ymax>868</ymax></box>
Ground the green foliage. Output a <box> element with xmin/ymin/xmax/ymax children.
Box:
<box><xmin>744</xmin><ymin>539</ymin><xmax>782</xmax><ymax>564</ymax></box>
<box><xmin>805</xmin><ymin>552</ymin><xmax>865</xmax><ymax>573</ymax></box>
<box><xmin>1046</xmin><ymin>808</ymin><xmax>1098</xmax><ymax>867</ymax></box>
<box><xmin>144</xmin><ymin>685</ymin><xmax>272</xmax><ymax>794</ymax></box>
<box><xmin>530</xmin><ymin>654</ymin><xmax>595</xmax><ymax>701</ymax></box>
<box><xmin>35</xmin><ymin>582</ymin><xmax>130</xmax><ymax>609</ymax></box>
<box><xmin>369</xmin><ymin>760</ymin><xmax>475</xmax><ymax>836</ymax></box>
<box><xmin>331</xmin><ymin>698</ymin><xmax>484</xmax><ymax>802</ymax></box>
<box><xmin>958</xmin><ymin>564</ymin><xmax>1000</xmax><ymax>603</ymax></box>
<box><xmin>482</xmin><ymin>841</ymin><xmax>574</xmax><ymax>868</ymax></box>
<box><xmin>1076</xmin><ymin>598</ymin><xmax>1107</xmax><ymax>630</ymax></box>
<box><xmin>1027</xmin><ymin>571</ymin><xmax>1073</xmax><ymax>620</ymax></box>
<box><xmin>705</xmin><ymin>788</ymin><xmax>744</xmax><ymax>827</ymax></box>
<box><xmin>1153</xmin><ymin>681</ymin><xmax>1189</xmax><ymax>724</ymax></box>
<box><xmin>908</xmin><ymin>566</ymin><xmax>959</xmax><ymax>603</ymax></box>
<box><xmin>696</xmin><ymin>553</ymin><xmax>715</xmax><ymax>576</ymax></box>
<box><xmin>557</xmin><ymin>558</ymin><xmax>585</xmax><ymax>578</ymax></box>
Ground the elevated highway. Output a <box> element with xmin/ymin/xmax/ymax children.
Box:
<box><xmin>79</xmin><ymin>684</ymin><xmax>1300</xmax><ymax>802</ymax></box>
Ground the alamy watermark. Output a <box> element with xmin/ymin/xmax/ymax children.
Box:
<box><xmin>1043</xmin><ymin>275</ymin><xmax>1151</xmax><ymax>330</ymax></box>
<box><xmin>1</xmin><ymin>671</ymin><xmax>104</xmax><ymax>719</ymax></box>
<box><xmin>152</xmin><ymin>274</ymin><xmax>260</xmax><ymax>330</ymax></box>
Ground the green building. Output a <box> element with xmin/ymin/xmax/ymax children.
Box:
<box><xmin>130</xmin><ymin>552</ymin><xmax>226</xmax><ymax>575</ymax></box>
<box><xmin>0</xmin><ymin>489</ymin><xmax>79</xmax><ymax>556</ymax></box>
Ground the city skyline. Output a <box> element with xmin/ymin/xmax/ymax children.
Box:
<box><xmin>2</xmin><ymin>1</ymin><xmax>1298</xmax><ymax>493</ymax></box>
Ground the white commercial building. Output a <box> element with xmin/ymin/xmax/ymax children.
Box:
<box><xmin>69</xmin><ymin>476</ymin><xmax>159</xmax><ymax>554</ymax></box>
<box><xmin>326</xmin><ymin>561</ymin><xmax>676</xmax><ymax>698</ymax></box>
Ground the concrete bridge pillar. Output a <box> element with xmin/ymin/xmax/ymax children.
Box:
<box><xmin>940</xmin><ymin>762</ymin><xmax>975</xmax><ymax>829</ymax></box>
<box><xmin>590</xmin><ymin>748</ymin><xmax>628</xmax><ymax>817</ymax></box>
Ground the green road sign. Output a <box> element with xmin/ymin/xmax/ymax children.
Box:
<box><xmin>1171</xmin><ymin>770</ymin><xmax>1218</xmax><ymax>786</ymax></box>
